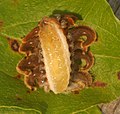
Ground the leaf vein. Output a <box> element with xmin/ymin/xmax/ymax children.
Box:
<box><xmin>94</xmin><ymin>54</ymin><xmax>120</xmax><ymax>60</ymax></box>
<box><xmin>3</xmin><ymin>21</ymin><xmax>38</xmax><ymax>29</ymax></box>
<box><xmin>72</xmin><ymin>104</ymin><xmax>97</xmax><ymax>114</ymax></box>
<box><xmin>0</xmin><ymin>106</ymin><xmax>41</xmax><ymax>114</ymax></box>
<box><xmin>83</xmin><ymin>1</ymin><xmax>96</xmax><ymax>20</ymax></box>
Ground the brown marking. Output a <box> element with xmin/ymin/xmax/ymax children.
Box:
<box><xmin>17</xmin><ymin>54</ymin><xmax>40</xmax><ymax>73</ymax></box>
<box><xmin>16</xmin><ymin>25</ymin><xmax>47</xmax><ymax>91</ymax></box>
<box><xmin>7</xmin><ymin>38</ymin><xmax>20</xmax><ymax>52</ymax></box>
<box><xmin>16</xmin><ymin>97</ymin><xmax>22</xmax><ymax>100</ymax></box>
<box><xmin>0</xmin><ymin>20</ymin><xmax>3</xmax><ymax>29</ymax></box>
<box><xmin>27</xmin><ymin>90</ymin><xmax>31</xmax><ymax>94</ymax></box>
<box><xmin>19</xmin><ymin>38</ymin><xmax>39</xmax><ymax>54</ymax></box>
<box><xmin>72</xmin><ymin>91</ymin><xmax>79</xmax><ymax>94</ymax></box>
<box><xmin>63</xmin><ymin>14</ymin><xmax>78</xmax><ymax>25</ymax></box>
<box><xmin>24</xmin><ymin>68</ymin><xmax>46</xmax><ymax>89</ymax></box>
<box><xmin>60</xmin><ymin>15</ymin><xmax>77</xmax><ymax>35</ymax></box>
<box><xmin>117</xmin><ymin>71</ymin><xmax>120</xmax><ymax>80</ymax></box>
<box><xmin>72</xmin><ymin>72</ymin><xmax>93</xmax><ymax>86</ymax></box>
<box><xmin>24</xmin><ymin>76</ymin><xmax>37</xmax><ymax>91</ymax></box>
<box><xmin>22</xmin><ymin>27</ymin><xmax>39</xmax><ymax>42</ymax></box>
<box><xmin>69</xmin><ymin>26</ymin><xmax>96</xmax><ymax>49</ymax></box>
<box><xmin>74</xmin><ymin>49</ymin><xmax>94</xmax><ymax>72</ymax></box>
<box><xmin>92</xmin><ymin>81</ymin><xmax>107</xmax><ymax>87</ymax></box>
<box><xmin>19</xmin><ymin>27</ymin><xmax>40</xmax><ymax>56</ymax></box>
<box><xmin>15</xmin><ymin>94</ymin><xmax>22</xmax><ymax>101</ymax></box>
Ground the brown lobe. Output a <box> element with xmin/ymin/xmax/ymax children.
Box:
<box><xmin>61</xmin><ymin>14</ymin><xmax>77</xmax><ymax>26</ymax></box>
<box><xmin>31</xmin><ymin>67</ymin><xmax>45</xmax><ymax>77</ymax></box>
<box><xmin>72</xmin><ymin>72</ymin><xmax>93</xmax><ymax>86</ymax></box>
<box><xmin>69</xmin><ymin>26</ymin><xmax>96</xmax><ymax>48</ymax></box>
<box><xmin>16</xmin><ymin>25</ymin><xmax>46</xmax><ymax>90</ymax></box>
<box><xmin>16</xmin><ymin>97</ymin><xmax>22</xmax><ymax>100</ymax></box>
<box><xmin>25</xmin><ymin>75</ymin><xmax>37</xmax><ymax>88</ymax></box>
<box><xmin>24</xmin><ymin>66</ymin><xmax>46</xmax><ymax>89</ymax></box>
<box><xmin>17</xmin><ymin>54</ymin><xmax>40</xmax><ymax>72</ymax></box>
<box><xmin>20</xmin><ymin>38</ymin><xmax>39</xmax><ymax>53</ymax></box>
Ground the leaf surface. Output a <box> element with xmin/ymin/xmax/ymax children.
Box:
<box><xmin>0</xmin><ymin>0</ymin><xmax>120</xmax><ymax>114</ymax></box>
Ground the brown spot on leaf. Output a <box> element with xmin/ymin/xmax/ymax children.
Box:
<box><xmin>0</xmin><ymin>20</ymin><xmax>3</xmax><ymax>30</ymax></box>
<box><xmin>26</xmin><ymin>90</ymin><xmax>31</xmax><ymax>94</ymax></box>
<box><xmin>15</xmin><ymin>94</ymin><xmax>22</xmax><ymax>101</ymax></box>
<box><xmin>72</xmin><ymin>90</ymin><xmax>80</xmax><ymax>94</ymax></box>
<box><xmin>7</xmin><ymin>38</ymin><xmax>20</xmax><ymax>52</ymax></box>
<box><xmin>92</xmin><ymin>81</ymin><xmax>107</xmax><ymax>87</ymax></box>
<box><xmin>117</xmin><ymin>71</ymin><xmax>120</xmax><ymax>80</ymax></box>
<box><xmin>15</xmin><ymin>74</ymin><xmax>22</xmax><ymax>79</ymax></box>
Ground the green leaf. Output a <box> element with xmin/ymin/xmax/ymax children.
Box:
<box><xmin>0</xmin><ymin>0</ymin><xmax>120</xmax><ymax>114</ymax></box>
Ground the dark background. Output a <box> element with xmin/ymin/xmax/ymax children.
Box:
<box><xmin>108</xmin><ymin>0</ymin><xmax>120</xmax><ymax>19</ymax></box>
